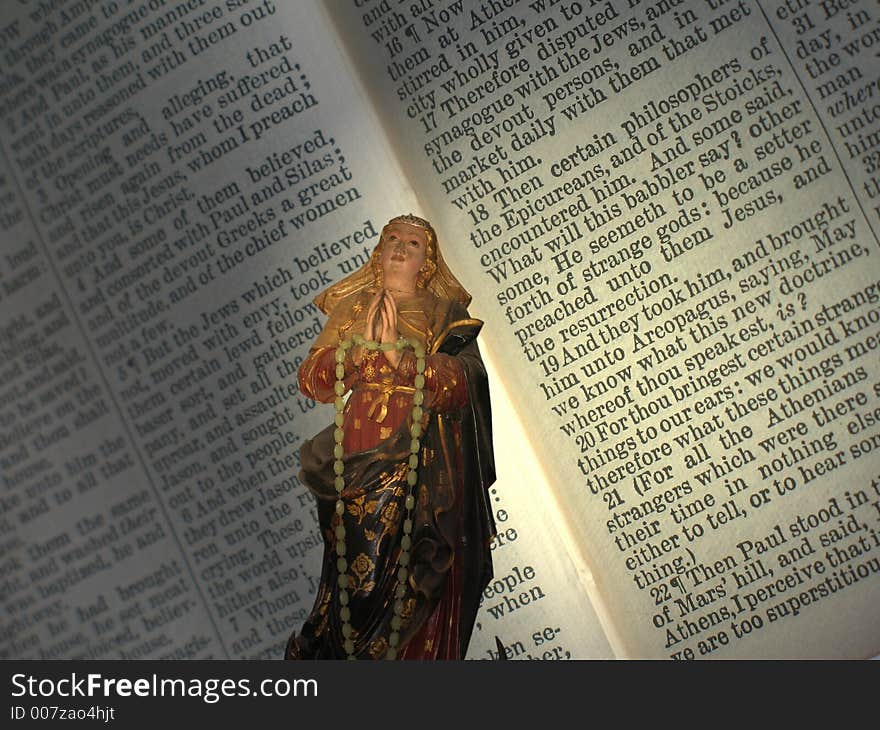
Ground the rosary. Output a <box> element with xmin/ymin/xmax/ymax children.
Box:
<box><xmin>332</xmin><ymin>334</ymin><xmax>427</xmax><ymax>659</ymax></box>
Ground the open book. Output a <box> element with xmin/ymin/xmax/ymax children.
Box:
<box><xmin>1</xmin><ymin>0</ymin><xmax>878</xmax><ymax>660</ymax></box>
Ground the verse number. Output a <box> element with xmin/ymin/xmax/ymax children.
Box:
<box><xmin>467</xmin><ymin>203</ymin><xmax>488</xmax><ymax>224</ymax></box>
<box><xmin>650</xmin><ymin>583</ymin><xmax>671</xmax><ymax>606</ymax></box>
<box><xmin>602</xmin><ymin>488</ymin><xmax>623</xmax><ymax>510</ymax></box>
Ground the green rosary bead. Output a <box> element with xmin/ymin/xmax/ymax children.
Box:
<box><xmin>330</xmin><ymin>335</ymin><xmax>428</xmax><ymax>660</ymax></box>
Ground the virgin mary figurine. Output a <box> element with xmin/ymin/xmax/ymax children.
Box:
<box><xmin>284</xmin><ymin>214</ymin><xmax>496</xmax><ymax>660</ymax></box>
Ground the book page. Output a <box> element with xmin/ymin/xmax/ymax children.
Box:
<box><xmin>467</xmin><ymin>346</ymin><xmax>614</xmax><ymax>658</ymax></box>
<box><xmin>0</xmin><ymin>0</ymin><xmax>426</xmax><ymax>659</ymax></box>
<box><xmin>0</xmin><ymin>0</ymin><xmax>609</xmax><ymax>661</ymax></box>
<box><xmin>324</xmin><ymin>0</ymin><xmax>880</xmax><ymax>658</ymax></box>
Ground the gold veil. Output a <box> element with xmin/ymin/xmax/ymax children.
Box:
<box><xmin>312</xmin><ymin>215</ymin><xmax>472</xmax><ymax>316</ymax></box>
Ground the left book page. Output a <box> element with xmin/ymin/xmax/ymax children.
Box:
<box><xmin>0</xmin><ymin>0</ymin><xmax>420</xmax><ymax>659</ymax></box>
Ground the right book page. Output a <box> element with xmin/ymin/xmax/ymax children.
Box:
<box><xmin>326</xmin><ymin>0</ymin><xmax>880</xmax><ymax>658</ymax></box>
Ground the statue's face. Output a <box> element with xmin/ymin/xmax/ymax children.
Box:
<box><xmin>379</xmin><ymin>223</ymin><xmax>428</xmax><ymax>289</ymax></box>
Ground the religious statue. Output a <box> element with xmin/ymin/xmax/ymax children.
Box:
<box><xmin>284</xmin><ymin>214</ymin><xmax>497</xmax><ymax>660</ymax></box>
